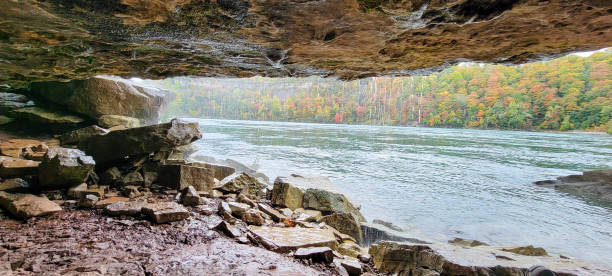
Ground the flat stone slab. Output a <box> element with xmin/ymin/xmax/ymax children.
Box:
<box><xmin>0</xmin><ymin>191</ymin><xmax>62</xmax><ymax>218</ymax></box>
<box><xmin>10</xmin><ymin>107</ymin><xmax>85</xmax><ymax>124</ymax></box>
<box><xmin>94</xmin><ymin>197</ymin><xmax>129</xmax><ymax>209</ymax></box>
<box><xmin>0</xmin><ymin>156</ymin><xmax>40</xmax><ymax>177</ymax></box>
<box><xmin>248</xmin><ymin>225</ymin><xmax>338</xmax><ymax>253</ymax></box>
<box><xmin>142</xmin><ymin>202</ymin><xmax>189</xmax><ymax>223</ymax></box>
<box><xmin>105</xmin><ymin>201</ymin><xmax>144</xmax><ymax>216</ymax></box>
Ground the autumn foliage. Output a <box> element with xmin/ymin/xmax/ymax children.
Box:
<box><xmin>159</xmin><ymin>50</ymin><xmax>612</xmax><ymax>133</ymax></box>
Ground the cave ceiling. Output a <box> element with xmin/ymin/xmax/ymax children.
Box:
<box><xmin>0</xmin><ymin>0</ymin><xmax>611</xmax><ymax>86</ymax></box>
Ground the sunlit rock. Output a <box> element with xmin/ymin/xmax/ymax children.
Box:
<box><xmin>0</xmin><ymin>92</ymin><xmax>33</xmax><ymax>113</ymax></box>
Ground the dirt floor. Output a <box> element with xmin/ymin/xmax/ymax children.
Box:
<box><xmin>0</xmin><ymin>206</ymin><xmax>341</xmax><ymax>276</ymax></box>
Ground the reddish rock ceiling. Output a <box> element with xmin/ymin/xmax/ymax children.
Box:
<box><xmin>0</xmin><ymin>0</ymin><xmax>611</xmax><ymax>86</ymax></box>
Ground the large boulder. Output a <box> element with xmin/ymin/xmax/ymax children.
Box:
<box><xmin>216</xmin><ymin>172</ymin><xmax>267</xmax><ymax>197</ymax></box>
<box><xmin>30</xmin><ymin>75</ymin><xmax>173</xmax><ymax>124</ymax></box>
<box><xmin>165</xmin><ymin>160</ymin><xmax>235</xmax><ymax>182</ymax></box>
<box><xmin>303</xmin><ymin>188</ymin><xmax>365</xmax><ymax>222</ymax></box>
<box><xmin>270</xmin><ymin>175</ymin><xmax>306</xmax><ymax>210</ymax></box>
<box><xmin>157</xmin><ymin>163</ymin><xmax>215</xmax><ymax>192</ymax></box>
<box><xmin>270</xmin><ymin>174</ymin><xmax>364</xmax><ymax>222</ymax></box>
<box><xmin>38</xmin><ymin>147</ymin><xmax>95</xmax><ymax>189</ymax></box>
<box><xmin>320</xmin><ymin>212</ymin><xmax>363</xmax><ymax>243</ymax></box>
<box><xmin>0</xmin><ymin>191</ymin><xmax>62</xmax><ymax>218</ymax></box>
<box><xmin>59</xmin><ymin>125</ymin><xmax>108</xmax><ymax>146</ymax></box>
<box><xmin>78</xmin><ymin>119</ymin><xmax>202</xmax><ymax>164</ymax></box>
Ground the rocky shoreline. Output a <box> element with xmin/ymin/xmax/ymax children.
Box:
<box><xmin>1</xmin><ymin>123</ymin><xmax>611</xmax><ymax>275</ymax></box>
<box><xmin>1</xmin><ymin>78</ymin><xmax>611</xmax><ymax>275</ymax></box>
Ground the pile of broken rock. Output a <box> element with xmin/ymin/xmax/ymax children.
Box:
<box><xmin>0</xmin><ymin>118</ymin><xmax>375</xmax><ymax>275</ymax></box>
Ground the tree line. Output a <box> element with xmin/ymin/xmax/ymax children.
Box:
<box><xmin>154</xmin><ymin>49</ymin><xmax>612</xmax><ymax>133</ymax></box>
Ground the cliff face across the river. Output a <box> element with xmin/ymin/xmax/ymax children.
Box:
<box><xmin>0</xmin><ymin>78</ymin><xmax>611</xmax><ymax>276</ymax></box>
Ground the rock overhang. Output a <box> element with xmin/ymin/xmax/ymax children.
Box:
<box><xmin>0</xmin><ymin>0</ymin><xmax>611</xmax><ymax>87</ymax></box>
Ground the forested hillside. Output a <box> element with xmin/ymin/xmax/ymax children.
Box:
<box><xmin>153</xmin><ymin>49</ymin><xmax>612</xmax><ymax>133</ymax></box>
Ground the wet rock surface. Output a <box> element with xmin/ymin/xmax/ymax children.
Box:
<box><xmin>361</xmin><ymin>222</ymin><xmax>428</xmax><ymax>247</ymax></box>
<box><xmin>248</xmin><ymin>225</ymin><xmax>338</xmax><ymax>253</ymax></box>
<box><xmin>320</xmin><ymin>212</ymin><xmax>363</xmax><ymax>243</ymax></box>
<box><xmin>369</xmin><ymin>241</ymin><xmax>612</xmax><ymax>276</ymax></box>
<box><xmin>535</xmin><ymin>169</ymin><xmax>612</xmax><ymax>206</ymax></box>
<box><xmin>0</xmin><ymin>209</ymin><xmax>340</xmax><ymax>275</ymax></box>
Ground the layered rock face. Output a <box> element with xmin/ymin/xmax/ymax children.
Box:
<box><xmin>0</xmin><ymin>0</ymin><xmax>610</xmax><ymax>85</ymax></box>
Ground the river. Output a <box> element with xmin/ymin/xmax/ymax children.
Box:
<box><xmin>185</xmin><ymin>118</ymin><xmax>612</xmax><ymax>264</ymax></box>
